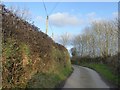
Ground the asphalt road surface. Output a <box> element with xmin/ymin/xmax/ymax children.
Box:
<box><xmin>63</xmin><ymin>65</ymin><xmax>110</xmax><ymax>88</ymax></box>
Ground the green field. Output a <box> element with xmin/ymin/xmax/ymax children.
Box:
<box><xmin>80</xmin><ymin>63</ymin><xmax>120</xmax><ymax>87</ymax></box>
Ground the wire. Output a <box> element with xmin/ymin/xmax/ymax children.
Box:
<box><xmin>42</xmin><ymin>0</ymin><xmax>48</xmax><ymax>16</ymax></box>
<box><xmin>49</xmin><ymin>2</ymin><xmax>59</xmax><ymax>15</ymax></box>
<box><xmin>42</xmin><ymin>0</ymin><xmax>59</xmax><ymax>37</ymax></box>
<box><xmin>48</xmin><ymin>2</ymin><xmax>59</xmax><ymax>38</ymax></box>
<box><xmin>49</xmin><ymin>22</ymin><xmax>54</xmax><ymax>38</ymax></box>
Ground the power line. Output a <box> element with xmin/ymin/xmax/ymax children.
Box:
<box><xmin>42</xmin><ymin>0</ymin><xmax>49</xmax><ymax>34</ymax></box>
<box><xmin>42</xmin><ymin>1</ymin><xmax>59</xmax><ymax>36</ymax></box>
<box><xmin>42</xmin><ymin>0</ymin><xmax>48</xmax><ymax>16</ymax></box>
<box><xmin>49</xmin><ymin>21</ymin><xmax>54</xmax><ymax>39</ymax></box>
<box><xmin>49</xmin><ymin>2</ymin><xmax>59</xmax><ymax>15</ymax></box>
<box><xmin>48</xmin><ymin>2</ymin><xmax>59</xmax><ymax>38</ymax></box>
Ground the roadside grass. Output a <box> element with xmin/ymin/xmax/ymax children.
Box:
<box><xmin>26</xmin><ymin>67</ymin><xmax>72</xmax><ymax>88</ymax></box>
<box><xmin>26</xmin><ymin>73</ymin><xmax>61</xmax><ymax>88</ymax></box>
<box><xmin>80</xmin><ymin>63</ymin><xmax>120</xmax><ymax>87</ymax></box>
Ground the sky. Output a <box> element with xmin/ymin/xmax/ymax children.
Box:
<box><xmin>3</xmin><ymin>2</ymin><xmax>118</xmax><ymax>48</ymax></box>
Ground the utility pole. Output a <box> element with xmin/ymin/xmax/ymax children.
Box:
<box><xmin>52</xmin><ymin>32</ymin><xmax>54</xmax><ymax>39</ymax></box>
<box><xmin>46</xmin><ymin>15</ymin><xmax>48</xmax><ymax>34</ymax></box>
<box><xmin>42</xmin><ymin>1</ymin><xmax>58</xmax><ymax>37</ymax></box>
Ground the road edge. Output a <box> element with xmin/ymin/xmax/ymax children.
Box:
<box><xmin>80</xmin><ymin>65</ymin><xmax>119</xmax><ymax>88</ymax></box>
<box><xmin>54</xmin><ymin>66</ymin><xmax>74</xmax><ymax>89</ymax></box>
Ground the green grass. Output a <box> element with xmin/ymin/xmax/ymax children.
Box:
<box><xmin>2</xmin><ymin>38</ymin><xmax>72</xmax><ymax>88</ymax></box>
<box><xmin>26</xmin><ymin>73</ymin><xmax>61</xmax><ymax>88</ymax></box>
<box><xmin>80</xmin><ymin>63</ymin><xmax>120</xmax><ymax>87</ymax></box>
<box><xmin>20</xmin><ymin>43</ymin><xmax>32</xmax><ymax>64</ymax></box>
<box><xmin>26</xmin><ymin>67</ymin><xmax>72</xmax><ymax>88</ymax></box>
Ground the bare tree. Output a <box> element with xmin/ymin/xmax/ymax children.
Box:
<box><xmin>60</xmin><ymin>32</ymin><xmax>70</xmax><ymax>47</ymax></box>
<box><xmin>72</xmin><ymin>19</ymin><xmax>118</xmax><ymax>58</ymax></box>
<box><xmin>8</xmin><ymin>5</ymin><xmax>32</xmax><ymax>22</ymax></box>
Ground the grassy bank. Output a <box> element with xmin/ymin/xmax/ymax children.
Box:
<box><xmin>2</xmin><ymin>38</ymin><xmax>72</xmax><ymax>88</ymax></box>
<box><xmin>26</xmin><ymin>67</ymin><xmax>72</xmax><ymax>88</ymax></box>
<box><xmin>80</xmin><ymin>63</ymin><xmax>120</xmax><ymax>87</ymax></box>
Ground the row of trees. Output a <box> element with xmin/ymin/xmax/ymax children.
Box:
<box><xmin>60</xmin><ymin>18</ymin><xmax>118</xmax><ymax>58</ymax></box>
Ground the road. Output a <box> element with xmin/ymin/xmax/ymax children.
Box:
<box><xmin>63</xmin><ymin>65</ymin><xmax>110</xmax><ymax>88</ymax></box>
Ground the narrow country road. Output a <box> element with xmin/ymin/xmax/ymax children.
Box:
<box><xmin>63</xmin><ymin>65</ymin><xmax>110</xmax><ymax>88</ymax></box>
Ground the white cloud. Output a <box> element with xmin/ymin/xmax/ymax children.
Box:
<box><xmin>90</xmin><ymin>17</ymin><xmax>104</xmax><ymax>23</ymax></box>
<box><xmin>86</xmin><ymin>12</ymin><xmax>104</xmax><ymax>23</ymax></box>
<box><xmin>36</xmin><ymin>16</ymin><xmax>45</xmax><ymax>22</ymax></box>
<box><xmin>49</xmin><ymin>12</ymin><xmax>83</xmax><ymax>27</ymax></box>
<box><xmin>112</xmin><ymin>12</ymin><xmax>118</xmax><ymax>17</ymax></box>
<box><xmin>53</xmin><ymin>34</ymin><xmax>60</xmax><ymax>42</ymax></box>
<box><xmin>87</xmin><ymin>12</ymin><xmax>96</xmax><ymax>18</ymax></box>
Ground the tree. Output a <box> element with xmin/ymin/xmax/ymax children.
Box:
<box><xmin>71</xmin><ymin>19</ymin><xmax>118</xmax><ymax>58</ymax></box>
<box><xmin>60</xmin><ymin>32</ymin><xmax>70</xmax><ymax>47</ymax></box>
<box><xmin>70</xmin><ymin>47</ymin><xmax>78</xmax><ymax>57</ymax></box>
<box><xmin>8</xmin><ymin>5</ymin><xmax>32</xmax><ymax>22</ymax></box>
<box><xmin>72</xmin><ymin>35</ymin><xmax>81</xmax><ymax>56</ymax></box>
